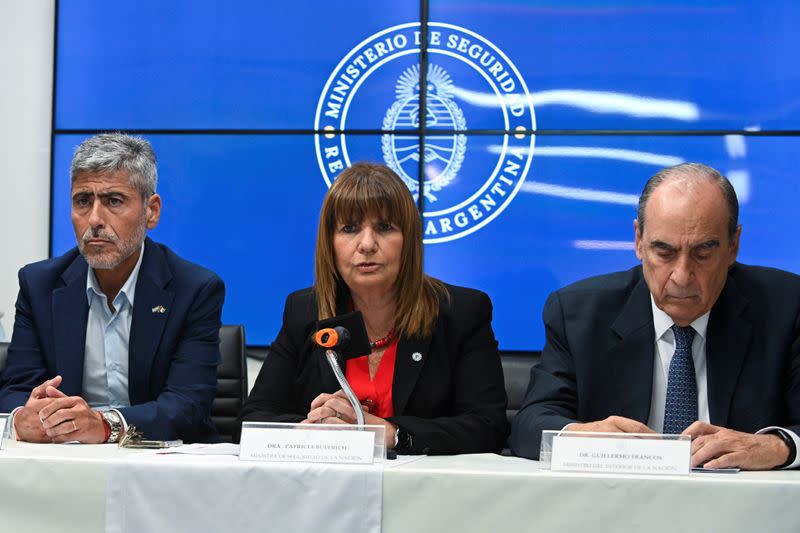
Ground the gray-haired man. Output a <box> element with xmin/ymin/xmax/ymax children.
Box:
<box><xmin>0</xmin><ymin>133</ymin><xmax>224</xmax><ymax>443</ymax></box>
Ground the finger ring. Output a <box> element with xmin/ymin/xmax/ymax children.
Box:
<box><xmin>363</xmin><ymin>399</ymin><xmax>376</xmax><ymax>414</ymax></box>
<box><xmin>39</xmin><ymin>416</ymin><xmax>45</xmax><ymax>424</ymax></box>
<box><xmin>72</xmin><ymin>420</ymin><xmax>78</xmax><ymax>432</ymax></box>
<box><xmin>335</xmin><ymin>411</ymin><xmax>342</xmax><ymax>420</ymax></box>
<box><xmin>319</xmin><ymin>417</ymin><xmax>327</xmax><ymax>423</ymax></box>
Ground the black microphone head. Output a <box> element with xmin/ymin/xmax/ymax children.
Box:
<box><xmin>315</xmin><ymin>311</ymin><xmax>371</xmax><ymax>358</ymax></box>
<box><xmin>315</xmin><ymin>326</ymin><xmax>350</xmax><ymax>348</ymax></box>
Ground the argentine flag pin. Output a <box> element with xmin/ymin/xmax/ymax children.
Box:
<box><xmin>151</xmin><ymin>305</ymin><xmax>167</xmax><ymax>314</ymax></box>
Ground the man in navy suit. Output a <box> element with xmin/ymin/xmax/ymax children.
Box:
<box><xmin>0</xmin><ymin>134</ymin><xmax>224</xmax><ymax>443</ymax></box>
<box><xmin>510</xmin><ymin>163</ymin><xmax>800</xmax><ymax>470</ymax></box>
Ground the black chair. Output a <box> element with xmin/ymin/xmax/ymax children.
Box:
<box><xmin>0</xmin><ymin>341</ymin><xmax>8</xmax><ymax>374</ymax></box>
<box><xmin>501</xmin><ymin>352</ymin><xmax>539</xmax><ymax>426</ymax></box>
<box><xmin>214</xmin><ymin>325</ymin><xmax>248</xmax><ymax>442</ymax></box>
<box><xmin>499</xmin><ymin>351</ymin><xmax>539</xmax><ymax>455</ymax></box>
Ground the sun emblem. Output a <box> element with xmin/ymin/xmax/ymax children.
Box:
<box><xmin>382</xmin><ymin>64</ymin><xmax>467</xmax><ymax>202</ymax></box>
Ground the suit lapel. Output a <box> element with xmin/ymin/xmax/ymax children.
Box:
<box><xmin>392</xmin><ymin>336</ymin><xmax>431</xmax><ymax>414</ymax></box>
<box><xmin>128</xmin><ymin>239</ymin><xmax>174</xmax><ymax>403</ymax></box>
<box><xmin>607</xmin><ymin>277</ymin><xmax>656</xmax><ymax>423</ymax></box>
<box><xmin>705</xmin><ymin>275</ymin><xmax>751</xmax><ymax>427</ymax></box>
<box><xmin>52</xmin><ymin>255</ymin><xmax>90</xmax><ymax>396</ymax></box>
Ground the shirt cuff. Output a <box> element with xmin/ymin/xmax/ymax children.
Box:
<box><xmin>756</xmin><ymin>426</ymin><xmax>800</xmax><ymax>469</ymax></box>
<box><xmin>9</xmin><ymin>406</ymin><xmax>23</xmax><ymax>440</ymax></box>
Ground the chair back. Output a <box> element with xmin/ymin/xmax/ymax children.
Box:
<box><xmin>501</xmin><ymin>352</ymin><xmax>539</xmax><ymax>425</ymax></box>
<box><xmin>214</xmin><ymin>325</ymin><xmax>248</xmax><ymax>442</ymax></box>
<box><xmin>0</xmin><ymin>342</ymin><xmax>8</xmax><ymax>374</ymax></box>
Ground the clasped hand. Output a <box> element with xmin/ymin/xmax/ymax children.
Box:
<box><xmin>302</xmin><ymin>389</ymin><xmax>397</xmax><ymax>449</ymax></box>
<box><xmin>14</xmin><ymin>375</ymin><xmax>106</xmax><ymax>444</ymax></box>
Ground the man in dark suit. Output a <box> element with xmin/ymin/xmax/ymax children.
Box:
<box><xmin>511</xmin><ymin>163</ymin><xmax>800</xmax><ymax>470</ymax></box>
<box><xmin>0</xmin><ymin>134</ymin><xmax>223</xmax><ymax>443</ymax></box>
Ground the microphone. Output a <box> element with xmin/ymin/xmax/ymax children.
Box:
<box><xmin>313</xmin><ymin>311</ymin><xmax>371</xmax><ymax>427</ymax></box>
<box><xmin>314</xmin><ymin>327</ymin><xmax>350</xmax><ymax>349</ymax></box>
<box><xmin>314</xmin><ymin>311</ymin><xmax>371</xmax><ymax>359</ymax></box>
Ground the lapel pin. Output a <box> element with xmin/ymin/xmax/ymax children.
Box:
<box><xmin>151</xmin><ymin>305</ymin><xmax>167</xmax><ymax>314</ymax></box>
<box><xmin>411</xmin><ymin>352</ymin><xmax>422</xmax><ymax>362</ymax></box>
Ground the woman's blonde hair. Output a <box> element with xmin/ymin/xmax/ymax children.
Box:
<box><xmin>314</xmin><ymin>162</ymin><xmax>447</xmax><ymax>338</ymax></box>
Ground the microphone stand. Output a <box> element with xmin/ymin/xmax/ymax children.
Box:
<box><xmin>324</xmin><ymin>349</ymin><xmax>365</xmax><ymax>427</ymax></box>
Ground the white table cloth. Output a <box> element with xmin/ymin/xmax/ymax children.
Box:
<box><xmin>3</xmin><ymin>442</ymin><xmax>800</xmax><ymax>532</ymax></box>
<box><xmin>106</xmin><ymin>452</ymin><xmax>382</xmax><ymax>533</ymax></box>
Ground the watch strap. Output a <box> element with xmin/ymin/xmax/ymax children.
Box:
<box><xmin>769</xmin><ymin>429</ymin><xmax>797</xmax><ymax>469</ymax></box>
<box><xmin>394</xmin><ymin>426</ymin><xmax>413</xmax><ymax>453</ymax></box>
<box><xmin>102</xmin><ymin>411</ymin><xmax>122</xmax><ymax>443</ymax></box>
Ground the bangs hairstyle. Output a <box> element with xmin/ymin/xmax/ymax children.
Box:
<box><xmin>314</xmin><ymin>162</ymin><xmax>447</xmax><ymax>339</ymax></box>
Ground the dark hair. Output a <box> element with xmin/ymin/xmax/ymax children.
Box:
<box><xmin>637</xmin><ymin>162</ymin><xmax>739</xmax><ymax>240</ymax></box>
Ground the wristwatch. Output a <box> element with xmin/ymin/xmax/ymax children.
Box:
<box><xmin>101</xmin><ymin>411</ymin><xmax>123</xmax><ymax>443</ymax></box>
<box><xmin>394</xmin><ymin>426</ymin><xmax>413</xmax><ymax>453</ymax></box>
<box><xmin>770</xmin><ymin>429</ymin><xmax>797</xmax><ymax>469</ymax></box>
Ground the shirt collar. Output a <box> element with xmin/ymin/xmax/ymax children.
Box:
<box><xmin>649</xmin><ymin>293</ymin><xmax>710</xmax><ymax>341</ymax></box>
<box><xmin>86</xmin><ymin>242</ymin><xmax>146</xmax><ymax>308</ymax></box>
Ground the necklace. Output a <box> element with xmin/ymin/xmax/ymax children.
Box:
<box><xmin>369</xmin><ymin>327</ymin><xmax>396</xmax><ymax>350</ymax></box>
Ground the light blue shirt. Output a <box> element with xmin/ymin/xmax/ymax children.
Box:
<box><xmin>82</xmin><ymin>244</ymin><xmax>144</xmax><ymax>410</ymax></box>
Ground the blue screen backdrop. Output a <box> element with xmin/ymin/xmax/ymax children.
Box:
<box><xmin>53</xmin><ymin>1</ymin><xmax>800</xmax><ymax>350</ymax></box>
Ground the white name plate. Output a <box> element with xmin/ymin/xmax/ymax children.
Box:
<box><xmin>549</xmin><ymin>431</ymin><xmax>691</xmax><ymax>475</ymax></box>
<box><xmin>239</xmin><ymin>423</ymin><xmax>377</xmax><ymax>464</ymax></box>
<box><xmin>0</xmin><ymin>414</ymin><xmax>8</xmax><ymax>450</ymax></box>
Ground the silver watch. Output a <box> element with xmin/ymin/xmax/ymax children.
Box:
<box><xmin>101</xmin><ymin>411</ymin><xmax>123</xmax><ymax>443</ymax></box>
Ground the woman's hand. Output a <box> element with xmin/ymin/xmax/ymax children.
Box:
<box><xmin>302</xmin><ymin>390</ymin><xmax>397</xmax><ymax>449</ymax></box>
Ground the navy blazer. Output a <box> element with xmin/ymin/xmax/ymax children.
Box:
<box><xmin>237</xmin><ymin>285</ymin><xmax>509</xmax><ymax>455</ymax></box>
<box><xmin>510</xmin><ymin>263</ymin><xmax>800</xmax><ymax>459</ymax></box>
<box><xmin>0</xmin><ymin>238</ymin><xmax>224</xmax><ymax>443</ymax></box>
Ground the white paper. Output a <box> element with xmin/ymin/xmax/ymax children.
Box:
<box><xmin>551</xmin><ymin>434</ymin><xmax>691</xmax><ymax>475</ymax></box>
<box><xmin>381</xmin><ymin>454</ymin><xmax>425</xmax><ymax>468</ymax></box>
<box><xmin>157</xmin><ymin>443</ymin><xmax>240</xmax><ymax>456</ymax></box>
<box><xmin>0</xmin><ymin>415</ymin><xmax>8</xmax><ymax>450</ymax></box>
<box><xmin>240</xmin><ymin>426</ymin><xmax>374</xmax><ymax>464</ymax></box>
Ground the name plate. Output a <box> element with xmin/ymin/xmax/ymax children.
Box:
<box><xmin>239</xmin><ymin>422</ymin><xmax>378</xmax><ymax>464</ymax></box>
<box><xmin>549</xmin><ymin>431</ymin><xmax>691</xmax><ymax>475</ymax></box>
<box><xmin>0</xmin><ymin>414</ymin><xmax>8</xmax><ymax>450</ymax></box>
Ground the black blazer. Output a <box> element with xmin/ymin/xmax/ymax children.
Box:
<box><xmin>510</xmin><ymin>263</ymin><xmax>800</xmax><ymax>459</ymax></box>
<box><xmin>237</xmin><ymin>284</ymin><xmax>509</xmax><ymax>454</ymax></box>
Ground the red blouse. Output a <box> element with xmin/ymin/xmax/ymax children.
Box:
<box><xmin>345</xmin><ymin>339</ymin><xmax>398</xmax><ymax>418</ymax></box>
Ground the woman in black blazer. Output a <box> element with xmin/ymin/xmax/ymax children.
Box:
<box><xmin>238</xmin><ymin>163</ymin><xmax>508</xmax><ymax>455</ymax></box>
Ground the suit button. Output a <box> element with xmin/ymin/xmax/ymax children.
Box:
<box><xmin>422</xmin><ymin>447</ymin><xmax>430</xmax><ymax>454</ymax></box>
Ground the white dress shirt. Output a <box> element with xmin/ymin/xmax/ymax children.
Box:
<box><xmin>646</xmin><ymin>297</ymin><xmax>710</xmax><ymax>432</ymax></box>
<box><xmin>646</xmin><ymin>295</ymin><xmax>800</xmax><ymax>468</ymax></box>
